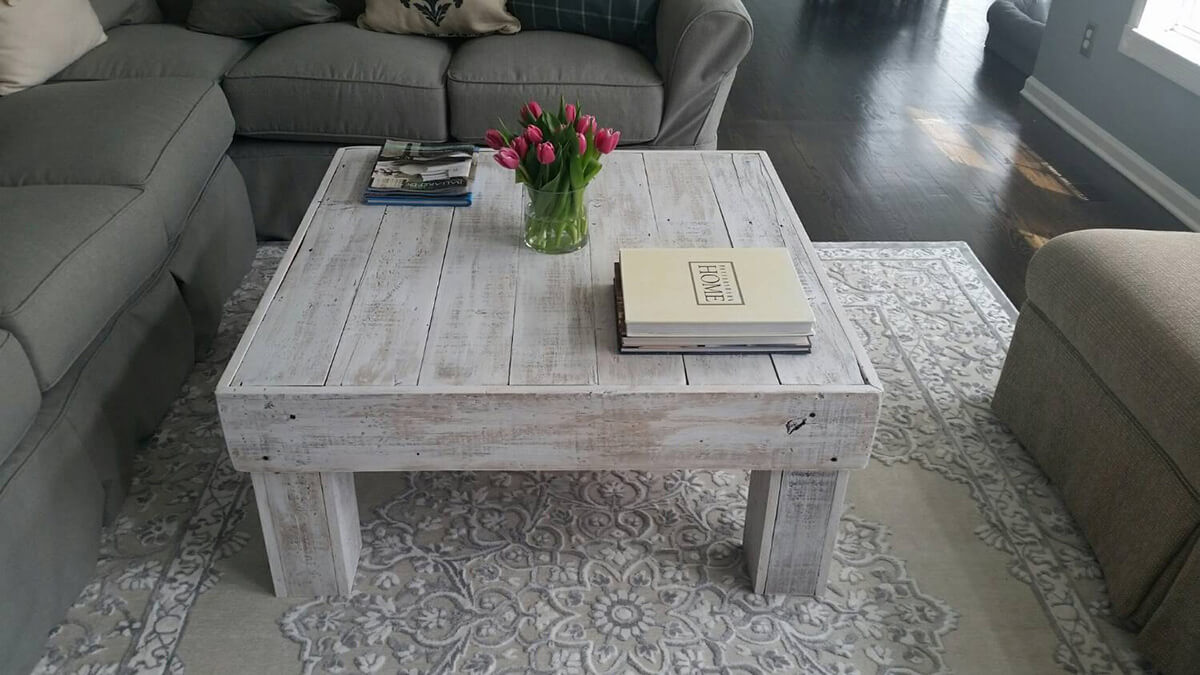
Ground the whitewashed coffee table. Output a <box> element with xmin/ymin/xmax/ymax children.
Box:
<box><xmin>216</xmin><ymin>148</ymin><xmax>881</xmax><ymax>598</ymax></box>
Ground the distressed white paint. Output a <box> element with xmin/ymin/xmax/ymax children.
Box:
<box><xmin>744</xmin><ymin>470</ymin><xmax>849</xmax><ymax>595</ymax></box>
<box><xmin>218</xmin><ymin>148</ymin><xmax>881</xmax><ymax>598</ymax></box>
<box><xmin>250</xmin><ymin>471</ymin><xmax>360</xmax><ymax>597</ymax></box>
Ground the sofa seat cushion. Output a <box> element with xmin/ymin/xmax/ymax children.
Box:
<box><xmin>0</xmin><ymin>186</ymin><xmax>167</xmax><ymax>390</ymax></box>
<box><xmin>447</xmin><ymin>31</ymin><xmax>662</xmax><ymax>144</ymax></box>
<box><xmin>0</xmin><ymin>331</ymin><xmax>39</xmax><ymax>466</ymax></box>
<box><xmin>53</xmin><ymin>24</ymin><xmax>255</xmax><ymax>82</ymax></box>
<box><xmin>0</xmin><ymin>78</ymin><xmax>233</xmax><ymax>237</ymax></box>
<box><xmin>223</xmin><ymin>22</ymin><xmax>452</xmax><ymax>142</ymax></box>
<box><xmin>1025</xmin><ymin>229</ymin><xmax>1200</xmax><ymax>491</ymax></box>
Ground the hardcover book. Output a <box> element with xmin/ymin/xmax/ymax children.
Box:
<box><xmin>618</xmin><ymin>248</ymin><xmax>815</xmax><ymax>338</ymax></box>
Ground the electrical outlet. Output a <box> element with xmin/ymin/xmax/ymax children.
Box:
<box><xmin>1080</xmin><ymin>22</ymin><xmax>1097</xmax><ymax>57</ymax></box>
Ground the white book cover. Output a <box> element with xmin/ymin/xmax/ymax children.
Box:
<box><xmin>619</xmin><ymin>247</ymin><xmax>815</xmax><ymax>337</ymax></box>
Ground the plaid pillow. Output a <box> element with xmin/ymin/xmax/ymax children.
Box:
<box><xmin>508</xmin><ymin>0</ymin><xmax>658</xmax><ymax>55</ymax></box>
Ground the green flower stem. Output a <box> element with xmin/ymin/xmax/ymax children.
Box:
<box><xmin>524</xmin><ymin>186</ymin><xmax>588</xmax><ymax>254</ymax></box>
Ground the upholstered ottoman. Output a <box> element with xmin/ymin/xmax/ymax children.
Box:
<box><xmin>992</xmin><ymin>229</ymin><xmax>1200</xmax><ymax>675</ymax></box>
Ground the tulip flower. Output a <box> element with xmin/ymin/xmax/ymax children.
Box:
<box><xmin>520</xmin><ymin>100</ymin><xmax>543</xmax><ymax>123</ymax></box>
<box><xmin>565</xmin><ymin>103</ymin><xmax>577</xmax><ymax>123</ymax></box>
<box><xmin>483</xmin><ymin>129</ymin><xmax>505</xmax><ymax>151</ymax></box>
<box><xmin>595</xmin><ymin>128</ymin><xmax>620</xmax><ymax>154</ymax></box>
<box><xmin>577</xmin><ymin>132</ymin><xmax>587</xmax><ymax>155</ymax></box>
<box><xmin>536</xmin><ymin>142</ymin><xmax>556</xmax><ymax>165</ymax></box>
<box><xmin>524</xmin><ymin>125</ymin><xmax>543</xmax><ymax>144</ymax></box>
<box><xmin>494</xmin><ymin>147</ymin><xmax>521</xmax><ymax>170</ymax></box>
<box><xmin>575</xmin><ymin>114</ymin><xmax>596</xmax><ymax>134</ymax></box>
<box><xmin>511</xmin><ymin>135</ymin><xmax>529</xmax><ymax>158</ymax></box>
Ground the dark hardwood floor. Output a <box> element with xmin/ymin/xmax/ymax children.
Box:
<box><xmin>718</xmin><ymin>0</ymin><xmax>1186</xmax><ymax>304</ymax></box>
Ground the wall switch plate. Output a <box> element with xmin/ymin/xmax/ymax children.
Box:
<box><xmin>1080</xmin><ymin>22</ymin><xmax>1097</xmax><ymax>57</ymax></box>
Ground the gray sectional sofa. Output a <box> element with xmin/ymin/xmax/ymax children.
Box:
<box><xmin>985</xmin><ymin>0</ymin><xmax>1050</xmax><ymax>75</ymax></box>
<box><xmin>0</xmin><ymin>1</ymin><xmax>752</xmax><ymax>672</ymax></box>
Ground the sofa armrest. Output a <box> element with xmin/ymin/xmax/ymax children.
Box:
<box><xmin>654</xmin><ymin>0</ymin><xmax>753</xmax><ymax>148</ymax></box>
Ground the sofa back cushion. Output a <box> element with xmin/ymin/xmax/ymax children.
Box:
<box><xmin>187</xmin><ymin>0</ymin><xmax>341</xmax><ymax>37</ymax></box>
<box><xmin>90</xmin><ymin>0</ymin><xmax>161</xmax><ymax>29</ymax></box>
<box><xmin>0</xmin><ymin>0</ymin><xmax>108</xmax><ymax>96</ymax></box>
<box><xmin>508</xmin><ymin>0</ymin><xmax>657</xmax><ymax>53</ymax></box>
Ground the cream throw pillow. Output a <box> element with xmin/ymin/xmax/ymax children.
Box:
<box><xmin>0</xmin><ymin>0</ymin><xmax>107</xmax><ymax>96</ymax></box>
<box><xmin>358</xmin><ymin>0</ymin><xmax>519</xmax><ymax>37</ymax></box>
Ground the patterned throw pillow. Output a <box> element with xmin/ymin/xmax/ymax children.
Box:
<box><xmin>507</xmin><ymin>0</ymin><xmax>658</xmax><ymax>53</ymax></box>
<box><xmin>358</xmin><ymin>0</ymin><xmax>520</xmax><ymax>36</ymax></box>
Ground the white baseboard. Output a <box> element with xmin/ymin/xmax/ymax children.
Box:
<box><xmin>1021</xmin><ymin>77</ymin><xmax>1200</xmax><ymax>232</ymax></box>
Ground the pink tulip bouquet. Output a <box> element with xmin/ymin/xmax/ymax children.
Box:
<box><xmin>486</xmin><ymin>99</ymin><xmax>620</xmax><ymax>253</ymax></box>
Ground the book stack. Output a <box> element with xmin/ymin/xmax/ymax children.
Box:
<box><xmin>615</xmin><ymin>248</ymin><xmax>815</xmax><ymax>354</ymax></box>
<box><xmin>363</xmin><ymin>141</ymin><xmax>477</xmax><ymax>206</ymax></box>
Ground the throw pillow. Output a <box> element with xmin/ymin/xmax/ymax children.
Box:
<box><xmin>0</xmin><ymin>0</ymin><xmax>107</xmax><ymax>96</ymax></box>
<box><xmin>89</xmin><ymin>0</ymin><xmax>162</xmax><ymax>29</ymax></box>
<box><xmin>358</xmin><ymin>0</ymin><xmax>520</xmax><ymax>37</ymax></box>
<box><xmin>507</xmin><ymin>0</ymin><xmax>657</xmax><ymax>53</ymax></box>
<box><xmin>187</xmin><ymin>0</ymin><xmax>341</xmax><ymax>38</ymax></box>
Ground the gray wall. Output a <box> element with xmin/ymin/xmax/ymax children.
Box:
<box><xmin>1031</xmin><ymin>0</ymin><xmax>1200</xmax><ymax>198</ymax></box>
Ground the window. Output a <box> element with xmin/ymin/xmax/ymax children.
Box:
<box><xmin>1120</xmin><ymin>0</ymin><xmax>1200</xmax><ymax>96</ymax></box>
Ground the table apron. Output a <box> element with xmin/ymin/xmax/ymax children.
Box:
<box><xmin>218</xmin><ymin>387</ymin><xmax>881</xmax><ymax>473</ymax></box>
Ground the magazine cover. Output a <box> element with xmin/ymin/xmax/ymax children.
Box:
<box><xmin>368</xmin><ymin>141</ymin><xmax>476</xmax><ymax>196</ymax></box>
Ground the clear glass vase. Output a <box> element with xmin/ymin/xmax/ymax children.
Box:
<box><xmin>522</xmin><ymin>185</ymin><xmax>589</xmax><ymax>254</ymax></box>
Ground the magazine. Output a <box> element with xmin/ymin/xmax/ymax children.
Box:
<box><xmin>364</xmin><ymin>141</ymin><xmax>477</xmax><ymax>206</ymax></box>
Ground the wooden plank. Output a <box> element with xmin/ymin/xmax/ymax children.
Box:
<box><xmin>756</xmin><ymin>153</ymin><xmax>881</xmax><ymax>389</ymax></box>
<box><xmin>641</xmin><ymin>152</ymin><xmax>780</xmax><ymax>385</ymax></box>
<box><xmin>704</xmin><ymin>153</ymin><xmax>864</xmax><ymax>386</ymax></box>
<box><xmin>321</xmin><ymin>147</ymin><xmax>378</xmax><ymax>205</ymax></box>
<box><xmin>327</xmin><ymin>207</ymin><xmax>453</xmax><ymax>385</ymax></box>
<box><xmin>218</xmin><ymin>385</ymin><xmax>879</xmax><ymax>473</ymax></box>
<box><xmin>743</xmin><ymin>469</ymin><xmax>781</xmax><ymax>592</ymax></box>
<box><xmin>418</xmin><ymin>161</ymin><xmax>522</xmax><ymax>385</ymax></box>
<box><xmin>587</xmin><ymin>152</ymin><xmax>685</xmax><ymax>386</ymax></box>
<box><xmin>510</xmin><ymin>236</ymin><xmax>597</xmax><ymax>386</ymax></box>
<box><xmin>250</xmin><ymin>471</ymin><xmax>361</xmax><ymax>597</ymax></box>
<box><xmin>218</xmin><ymin>147</ymin><xmax>351</xmax><ymax>390</ymax></box>
<box><xmin>235</xmin><ymin>204</ymin><xmax>385</xmax><ymax>386</ymax></box>
<box><xmin>744</xmin><ymin>470</ymin><xmax>849</xmax><ymax>596</ymax></box>
<box><xmin>321</xmin><ymin>472</ymin><xmax>361</xmax><ymax>594</ymax></box>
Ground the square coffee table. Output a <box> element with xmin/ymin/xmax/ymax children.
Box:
<box><xmin>216</xmin><ymin>148</ymin><xmax>881</xmax><ymax>598</ymax></box>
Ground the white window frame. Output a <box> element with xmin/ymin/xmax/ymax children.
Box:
<box><xmin>1119</xmin><ymin>0</ymin><xmax>1200</xmax><ymax>96</ymax></box>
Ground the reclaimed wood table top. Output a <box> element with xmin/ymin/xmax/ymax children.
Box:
<box><xmin>216</xmin><ymin>148</ymin><xmax>880</xmax><ymax>473</ymax></box>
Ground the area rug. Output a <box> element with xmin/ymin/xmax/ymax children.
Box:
<box><xmin>34</xmin><ymin>242</ymin><xmax>1157</xmax><ymax>675</ymax></box>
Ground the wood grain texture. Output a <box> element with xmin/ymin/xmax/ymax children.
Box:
<box><xmin>510</xmin><ymin>239</ymin><xmax>597</xmax><ymax>385</ymax></box>
<box><xmin>418</xmin><ymin>162</ymin><xmax>522</xmax><ymax>385</ymax></box>
<box><xmin>757</xmin><ymin>156</ymin><xmax>881</xmax><ymax>388</ymax></box>
<box><xmin>218</xmin><ymin>148</ymin><xmax>349</xmax><ymax>390</ymax></box>
<box><xmin>235</xmin><ymin>204</ymin><xmax>384</xmax><ymax>386</ymax></box>
<box><xmin>744</xmin><ymin>470</ymin><xmax>849</xmax><ymax>596</ymax></box>
<box><xmin>587</xmin><ymin>152</ymin><xmax>686</xmax><ymax>386</ymax></box>
<box><xmin>219</xmin><ymin>385</ymin><xmax>879</xmax><ymax>473</ymax></box>
<box><xmin>321</xmin><ymin>147</ymin><xmax>377</xmax><ymax>205</ymax></box>
<box><xmin>704</xmin><ymin>153</ymin><xmax>864</xmax><ymax>386</ymax></box>
<box><xmin>641</xmin><ymin>152</ymin><xmax>780</xmax><ymax>385</ymax></box>
<box><xmin>250</xmin><ymin>471</ymin><xmax>361</xmax><ymax>597</ymax></box>
<box><xmin>327</xmin><ymin>207</ymin><xmax>453</xmax><ymax>386</ymax></box>
<box><xmin>743</xmin><ymin>469</ymin><xmax>782</xmax><ymax>591</ymax></box>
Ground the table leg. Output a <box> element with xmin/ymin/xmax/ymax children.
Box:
<box><xmin>744</xmin><ymin>469</ymin><xmax>849</xmax><ymax>595</ymax></box>
<box><xmin>250</xmin><ymin>471</ymin><xmax>361</xmax><ymax>597</ymax></box>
